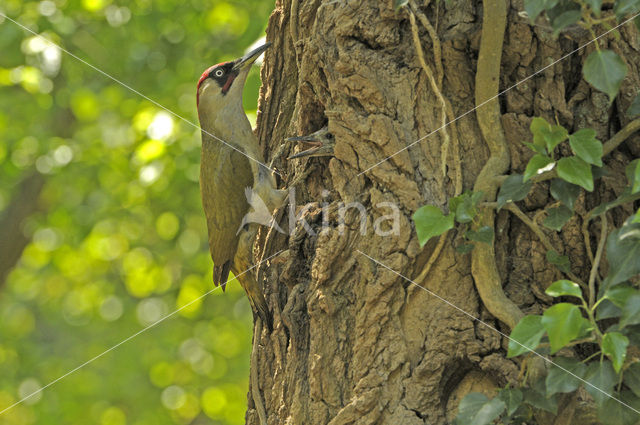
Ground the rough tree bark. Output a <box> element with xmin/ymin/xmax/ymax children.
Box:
<box><xmin>246</xmin><ymin>0</ymin><xmax>640</xmax><ymax>423</ymax></box>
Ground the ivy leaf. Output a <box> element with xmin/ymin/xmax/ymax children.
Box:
<box><xmin>584</xmin><ymin>0</ymin><xmax>602</xmax><ymax>16</ymax></box>
<box><xmin>541</xmin><ymin>303</ymin><xmax>586</xmax><ymax>353</ymax></box>
<box><xmin>557</xmin><ymin>156</ymin><xmax>594</xmax><ymax>191</ymax></box>
<box><xmin>627</xmin><ymin>93</ymin><xmax>640</xmax><ymax>118</ymax></box>
<box><xmin>523</xmin><ymin>385</ymin><xmax>558</xmax><ymax>414</ymax></box>
<box><xmin>546</xmin><ymin>250</ymin><xmax>570</xmax><ymax>274</ymax></box>
<box><xmin>524</xmin><ymin>0</ymin><xmax>559</xmax><ymax>22</ymax></box>
<box><xmin>522</xmin><ymin>140</ymin><xmax>547</xmax><ymax>155</ymax></box>
<box><xmin>543</xmin><ymin>205</ymin><xmax>573</xmax><ymax>231</ymax></box>
<box><xmin>583</xmin><ymin>50</ymin><xmax>627</xmax><ymax>103</ymax></box>
<box><xmin>498</xmin><ymin>388</ymin><xmax>523</xmax><ymax>417</ymax></box>
<box><xmin>471</xmin><ymin>398</ymin><xmax>506</xmax><ymax>425</ymax></box>
<box><xmin>550</xmin><ymin>178</ymin><xmax>581</xmax><ymax>210</ymax></box>
<box><xmin>523</xmin><ymin>154</ymin><xmax>554</xmax><ymax>181</ymax></box>
<box><xmin>614</xmin><ymin>0</ymin><xmax>640</xmax><ymax>19</ymax></box>
<box><xmin>456</xmin><ymin>243</ymin><xmax>475</xmax><ymax>254</ymax></box>
<box><xmin>552</xmin><ymin>10</ymin><xmax>581</xmax><ymax>36</ymax></box>
<box><xmin>530</xmin><ymin>117</ymin><xmax>568</xmax><ymax>152</ymax></box>
<box><xmin>545</xmin><ymin>357</ymin><xmax>587</xmax><ymax>396</ymax></box>
<box><xmin>620</xmin><ymin>293</ymin><xmax>640</xmax><ymax>328</ymax></box>
<box><xmin>545</xmin><ymin>279</ymin><xmax>583</xmax><ymax>299</ymax></box>
<box><xmin>602</xmin><ymin>332</ymin><xmax>629</xmax><ymax>373</ymax></box>
<box><xmin>605</xmin><ymin>221</ymin><xmax>640</xmax><ymax>288</ymax></box>
<box><xmin>466</xmin><ymin>226</ymin><xmax>494</xmax><ymax>244</ymax></box>
<box><xmin>497</xmin><ymin>174</ymin><xmax>532</xmax><ymax>209</ymax></box>
<box><xmin>596</xmin><ymin>299</ymin><xmax>622</xmax><ymax>321</ymax></box>
<box><xmin>412</xmin><ymin>205</ymin><xmax>454</xmax><ymax>247</ymax></box>
<box><xmin>623</xmin><ymin>363</ymin><xmax>640</xmax><ymax>398</ymax></box>
<box><xmin>507</xmin><ymin>315</ymin><xmax>545</xmax><ymax>357</ymax></box>
<box><xmin>626</xmin><ymin>159</ymin><xmax>640</xmax><ymax>194</ymax></box>
<box><xmin>584</xmin><ymin>361</ymin><xmax>616</xmax><ymax>405</ymax></box>
<box><xmin>394</xmin><ymin>0</ymin><xmax>408</xmax><ymax>9</ymax></box>
<box><xmin>455</xmin><ymin>393</ymin><xmax>489</xmax><ymax>425</ymax></box>
<box><xmin>592</xmin><ymin>188</ymin><xmax>638</xmax><ymax>216</ymax></box>
<box><xmin>569</xmin><ymin>128</ymin><xmax>603</xmax><ymax>166</ymax></box>
<box><xmin>454</xmin><ymin>192</ymin><xmax>478</xmax><ymax>223</ymax></box>
<box><xmin>597</xmin><ymin>391</ymin><xmax>640</xmax><ymax>425</ymax></box>
<box><xmin>604</xmin><ymin>284</ymin><xmax>639</xmax><ymax>308</ymax></box>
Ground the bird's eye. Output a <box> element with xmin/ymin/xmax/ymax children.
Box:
<box><xmin>214</xmin><ymin>69</ymin><xmax>224</xmax><ymax>77</ymax></box>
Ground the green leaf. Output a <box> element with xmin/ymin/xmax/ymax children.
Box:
<box><xmin>523</xmin><ymin>154</ymin><xmax>554</xmax><ymax>181</ymax></box>
<box><xmin>623</xmin><ymin>363</ymin><xmax>640</xmax><ymax>398</ymax></box>
<box><xmin>545</xmin><ymin>357</ymin><xmax>587</xmax><ymax>396</ymax></box>
<box><xmin>627</xmin><ymin>92</ymin><xmax>640</xmax><ymax>118</ymax></box>
<box><xmin>412</xmin><ymin>205</ymin><xmax>455</xmax><ymax>247</ymax></box>
<box><xmin>602</xmin><ymin>332</ymin><xmax>629</xmax><ymax>373</ymax></box>
<box><xmin>614</xmin><ymin>0</ymin><xmax>640</xmax><ymax>19</ymax></box>
<box><xmin>471</xmin><ymin>398</ymin><xmax>506</xmax><ymax>425</ymax></box>
<box><xmin>550</xmin><ymin>178</ymin><xmax>581</xmax><ymax>210</ymax></box>
<box><xmin>596</xmin><ymin>299</ymin><xmax>623</xmax><ymax>320</ymax></box>
<box><xmin>456</xmin><ymin>243</ymin><xmax>475</xmax><ymax>254</ymax></box>
<box><xmin>523</xmin><ymin>385</ymin><xmax>558</xmax><ymax>414</ymax></box>
<box><xmin>497</xmin><ymin>174</ymin><xmax>532</xmax><ymax>209</ymax></box>
<box><xmin>557</xmin><ymin>156</ymin><xmax>594</xmax><ymax>191</ymax></box>
<box><xmin>507</xmin><ymin>315</ymin><xmax>545</xmax><ymax>357</ymax></box>
<box><xmin>394</xmin><ymin>0</ymin><xmax>408</xmax><ymax>9</ymax></box>
<box><xmin>620</xmin><ymin>293</ymin><xmax>640</xmax><ymax>328</ymax></box>
<box><xmin>448</xmin><ymin>193</ymin><xmax>464</xmax><ymax>216</ymax></box>
<box><xmin>626</xmin><ymin>159</ymin><xmax>640</xmax><ymax>194</ymax></box>
<box><xmin>545</xmin><ymin>279</ymin><xmax>583</xmax><ymax>299</ymax></box>
<box><xmin>597</xmin><ymin>391</ymin><xmax>640</xmax><ymax>425</ymax></box>
<box><xmin>466</xmin><ymin>226</ymin><xmax>494</xmax><ymax>244</ymax></box>
<box><xmin>591</xmin><ymin>187</ymin><xmax>638</xmax><ymax>216</ymax></box>
<box><xmin>498</xmin><ymin>388</ymin><xmax>523</xmax><ymax>416</ymax></box>
<box><xmin>584</xmin><ymin>361</ymin><xmax>616</xmax><ymax>405</ymax></box>
<box><xmin>454</xmin><ymin>192</ymin><xmax>478</xmax><ymax>223</ymax></box>
<box><xmin>455</xmin><ymin>393</ymin><xmax>489</xmax><ymax>425</ymax></box>
<box><xmin>530</xmin><ymin>117</ymin><xmax>568</xmax><ymax>152</ymax></box>
<box><xmin>584</xmin><ymin>0</ymin><xmax>602</xmax><ymax>16</ymax></box>
<box><xmin>551</xmin><ymin>10</ymin><xmax>581</xmax><ymax>36</ymax></box>
<box><xmin>583</xmin><ymin>50</ymin><xmax>627</xmax><ymax>103</ymax></box>
<box><xmin>605</xmin><ymin>222</ymin><xmax>640</xmax><ymax>288</ymax></box>
<box><xmin>604</xmin><ymin>284</ymin><xmax>639</xmax><ymax>308</ymax></box>
<box><xmin>541</xmin><ymin>303</ymin><xmax>586</xmax><ymax>353</ymax></box>
<box><xmin>524</xmin><ymin>0</ymin><xmax>559</xmax><ymax>22</ymax></box>
<box><xmin>543</xmin><ymin>205</ymin><xmax>573</xmax><ymax>231</ymax></box>
<box><xmin>522</xmin><ymin>140</ymin><xmax>547</xmax><ymax>155</ymax></box>
<box><xmin>546</xmin><ymin>249</ymin><xmax>570</xmax><ymax>274</ymax></box>
<box><xmin>569</xmin><ymin>128</ymin><xmax>603</xmax><ymax>166</ymax></box>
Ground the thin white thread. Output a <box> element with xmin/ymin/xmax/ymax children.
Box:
<box><xmin>0</xmin><ymin>13</ymin><xmax>280</xmax><ymax>177</ymax></box>
<box><xmin>357</xmin><ymin>250</ymin><xmax>640</xmax><ymax>416</ymax></box>
<box><xmin>0</xmin><ymin>249</ymin><xmax>283</xmax><ymax>416</ymax></box>
<box><xmin>357</xmin><ymin>12</ymin><xmax>640</xmax><ymax>176</ymax></box>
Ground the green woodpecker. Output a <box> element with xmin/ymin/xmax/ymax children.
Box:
<box><xmin>196</xmin><ymin>43</ymin><xmax>283</xmax><ymax>330</ymax></box>
<box><xmin>287</xmin><ymin>126</ymin><xmax>334</xmax><ymax>159</ymax></box>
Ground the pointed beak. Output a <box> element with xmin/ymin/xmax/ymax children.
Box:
<box><xmin>286</xmin><ymin>135</ymin><xmax>322</xmax><ymax>159</ymax></box>
<box><xmin>286</xmin><ymin>134</ymin><xmax>318</xmax><ymax>143</ymax></box>
<box><xmin>286</xmin><ymin>128</ymin><xmax>334</xmax><ymax>159</ymax></box>
<box><xmin>233</xmin><ymin>42</ymin><xmax>271</xmax><ymax>71</ymax></box>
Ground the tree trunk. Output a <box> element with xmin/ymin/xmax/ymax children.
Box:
<box><xmin>249</xmin><ymin>0</ymin><xmax>640</xmax><ymax>423</ymax></box>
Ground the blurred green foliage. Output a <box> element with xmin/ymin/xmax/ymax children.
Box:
<box><xmin>0</xmin><ymin>0</ymin><xmax>272</xmax><ymax>424</ymax></box>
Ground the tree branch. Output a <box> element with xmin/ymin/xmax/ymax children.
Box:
<box><xmin>0</xmin><ymin>172</ymin><xmax>45</xmax><ymax>286</ymax></box>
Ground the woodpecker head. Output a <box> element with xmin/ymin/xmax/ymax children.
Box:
<box><xmin>287</xmin><ymin>126</ymin><xmax>335</xmax><ymax>159</ymax></box>
<box><xmin>196</xmin><ymin>43</ymin><xmax>270</xmax><ymax>117</ymax></box>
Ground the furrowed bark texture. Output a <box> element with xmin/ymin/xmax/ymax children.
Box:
<box><xmin>247</xmin><ymin>0</ymin><xmax>640</xmax><ymax>423</ymax></box>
